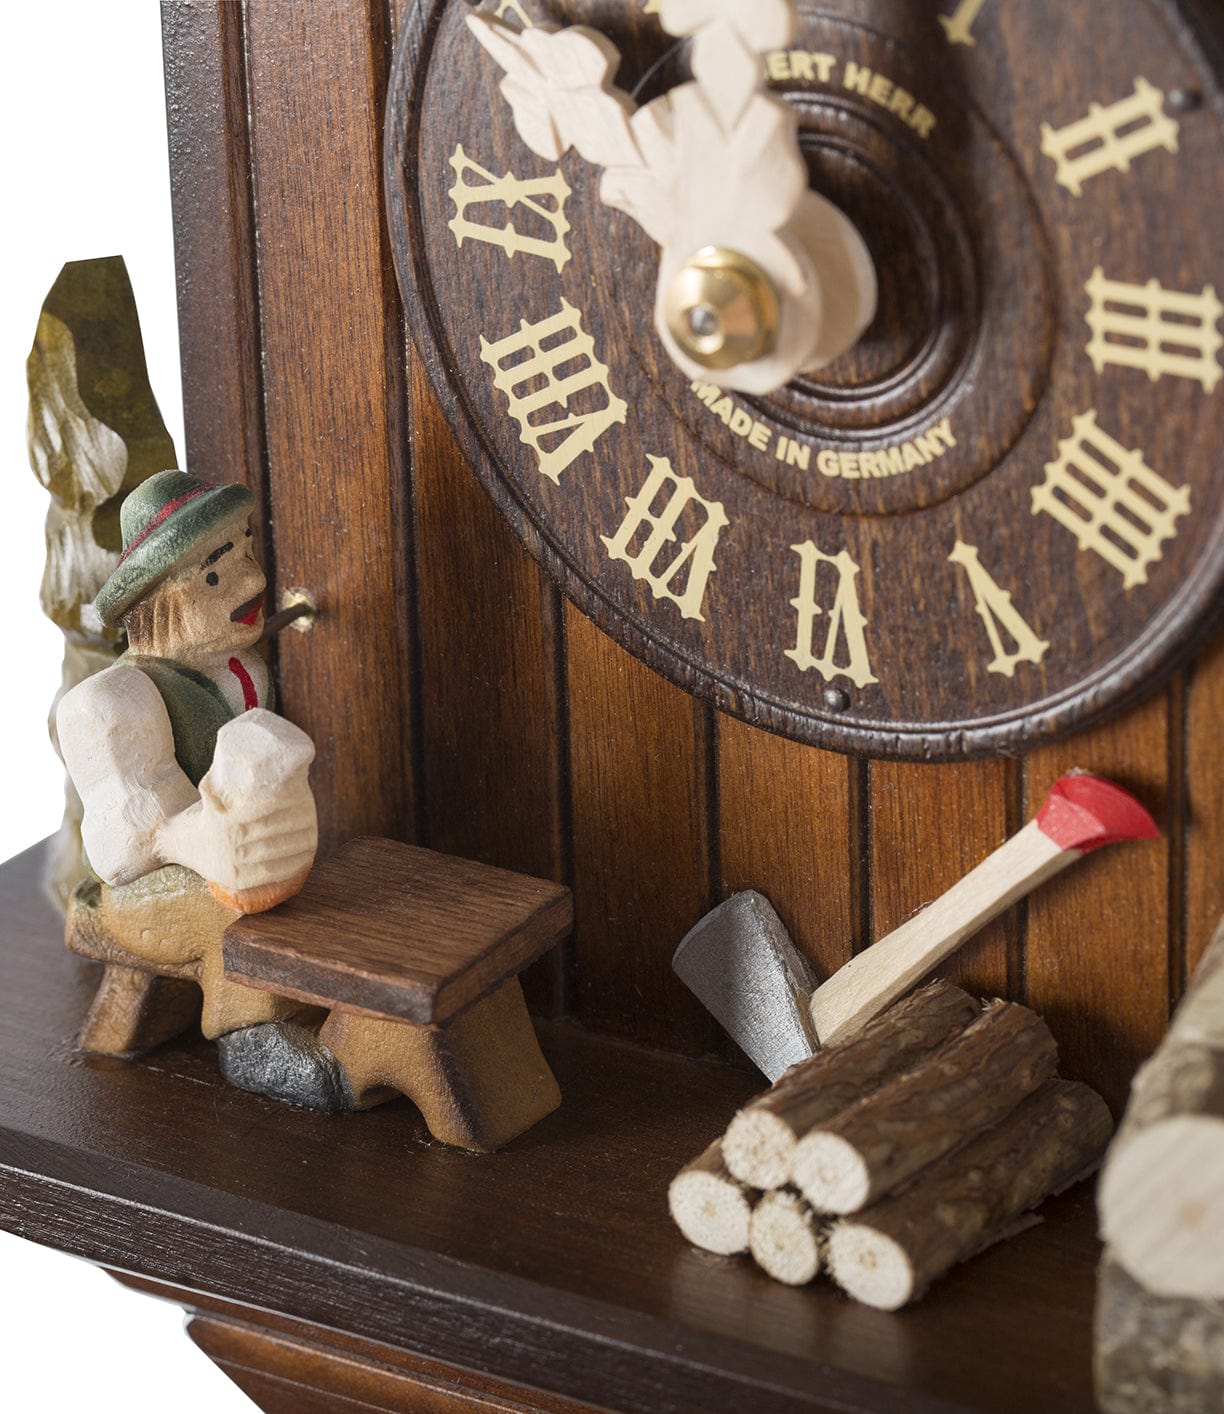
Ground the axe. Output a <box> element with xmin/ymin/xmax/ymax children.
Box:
<box><xmin>673</xmin><ymin>773</ymin><xmax>1158</xmax><ymax>1079</ymax></box>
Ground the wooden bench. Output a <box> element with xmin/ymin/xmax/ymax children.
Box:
<box><xmin>222</xmin><ymin>838</ymin><xmax>570</xmax><ymax>1151</ymax></box>
<box><xmin>66</xmin><ymin>839</ymin><xmax>571</xmax><ymax>1152</ymax></box>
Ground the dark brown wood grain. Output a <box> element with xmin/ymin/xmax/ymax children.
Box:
<box><xmin>162</xmin><ymin>0</ymin><xmax>266</xmax><ymax>501</ymax></box>
<box><xmin>116</xmin><ymin>1275</ymin><xmax>603</xmax><ymax>1414</ymax></box>
<box><xmin>717</xmin><ymin>716</ymin><xmax>859</xmax><ymax>986</ymax></box>
<box><xmin>223</xmin><ymin>838</ymin><xmax>571</xmax><ymax>1024</ymax></box>
<box><xmin>0</xmin><ymin>844</ymin><xmax>1102</xmax><ymax>1414</ymax></box>
<box><xmin>1187</xmin><ymin>635</ymin><xmax>1224</xmax><ymax>978</ymax></box>
<box><xmin>242</xmin><ymin>0</ymin><xmax>414</xmax><ymax>850</ymax></box>
<box><xmin>190</xmin><ymin>1312</ymin><xmax>610</xmax><ymax>1414</ymax></box>
<box><xmin>567</xmin><ymin>611</ymin><xmax>720</xmax><ymax>1054</ymax></box>
<box><xmin>869</xmin><ymin>760</ymin><xmax>1018</xmax><ymax>1000</ymax></box>
<box><xmin>408</xmin><ymin>358</ymin><xmax>571</xmax><ymax>1017</ymax></box>
<box><xmin>1024</xmin><ymin>694</ymin><xmax>1174</xmax><ymax>1116</ymax></box>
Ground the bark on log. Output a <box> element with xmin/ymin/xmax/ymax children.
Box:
<box><xmin>792</xmin><ymin>1000</ymin><xmax>1057</xmax><ymax>1213</ymax></box>
<box><xmin>1096</xmin><ymin>1251</ymin><xmax>1224</xmax><ymax>1414</ymax></box>
<box><xmin>669</xmin><ymin>1139</ymin><xmax>756</xmax><ymax>1255</ymax></box>
<box><xmin>1099</xmin><ymin>913</ymin><xmax>1224</xmax><ymax>1299</ymax></box>
<box><xmin>748</xmin><ymin>1189</ymin><xmax>824</xmax><ymax>1286</ymax></box>
<box><xmin>722</xmin><ymin>981</ymin><xmax>979</xmax><ymax>1189</ymax></box>
<box><xmin>826</xmin><ymin>1079</ymin><xmax>1112</xmax><ymax>1309</ymax></box>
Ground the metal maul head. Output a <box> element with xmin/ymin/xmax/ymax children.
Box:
<box><xmin>672</xmin><ymin>890</ymin><xmax>820</xmax><ymax>1081</ymax></box>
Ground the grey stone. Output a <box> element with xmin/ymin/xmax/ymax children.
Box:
<box><xmin>217</xmin><ymin>1020</ymin><xmax>350</xmax><ymax>1112</ymax></box>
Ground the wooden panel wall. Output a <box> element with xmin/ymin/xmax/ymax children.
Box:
<box><xmin>164</xmin><ymin>1</ymin><xmax>1222</xmax><ymax>1113</ymax></box>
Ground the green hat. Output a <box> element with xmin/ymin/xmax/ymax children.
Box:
<box><xmin>95</xmin><ymin>470</ymin><xmax>256</xmax><ymax>628</ymax></box>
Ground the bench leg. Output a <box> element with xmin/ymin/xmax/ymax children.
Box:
<box><xmin>320</xmin><ymin>979</ymin><xmax>561</xmax><ymax>1152</ymax></box>
<box><xmin>67</xmin><ymin>869</ymin><xmax>304</xmax><ymax>1041</ymax></box>
<box><xmin>78</xmin><ymin>964</ymin><xmax>202</xmax><ymax>1057</ymax></box>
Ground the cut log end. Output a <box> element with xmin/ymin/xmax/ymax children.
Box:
<box><xmin>827</xmin><ymin>1223</ymin><xmax>912</xmax><ymax>1310</ymax></box>
<box><xmin>1100</xmin><ymin>1115</ymin><xmax>1224</xmax><ymax>1299</ymax></box>
<box><xmin>722</xmin><ymin>1108</ymin><xmax>796</xmax><ymax>1190</ymax></box>
<box><xmin>669</xmin><ymin>1169</ymin><xmax>753</xmax><ymax>1256</ymax></box>
<box><xmin>792</xmin><ymin>1133</ymin><xmax>869</xmax><ymax>1214</ymax></box>
<box><xmin>749</xmin><ymin>1190</ymin><xmax>822</xmax><ymax>1286</ymax></box>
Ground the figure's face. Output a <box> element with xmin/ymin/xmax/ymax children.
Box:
<box><xmin>140</xmin><ymin>510</ymin><xmax>267</xmax><ymax>657</ymax></box>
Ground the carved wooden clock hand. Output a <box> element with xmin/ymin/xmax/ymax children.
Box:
<box><xmin>466</xmin><ymin>0</ymin><xmax>876</xmax><ymax>395</ymax></box>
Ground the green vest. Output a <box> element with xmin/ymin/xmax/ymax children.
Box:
<box><xmin>119</xmin><ymin>654</ymin><xmax>273</xmax><ymax>786</ymax></box>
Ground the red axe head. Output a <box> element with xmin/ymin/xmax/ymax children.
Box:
<box><xmin>1036</xmin><ymin>773</ymin><xmax>1159</xmax><ymax>854</ymax></box>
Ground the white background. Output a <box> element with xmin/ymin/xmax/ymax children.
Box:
<box><xmin>0</xmin><ymin>4</ymin><xmax>252</xmax><ymax>1409</ymax></box>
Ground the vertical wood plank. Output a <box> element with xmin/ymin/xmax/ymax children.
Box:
<box><xmin>1186</xmin><ymin>630</ymin><xmax>1224</xmax><ymax>978</ymax></box>
<box><xmin>567</xmin><ymin>611</ymin><xmax>719</xmax><ymax>1054</ymax></box>
<box><xmin>869</xmin><ymin>760</ymin><xmax>1018</xmax><ymax>1001</ymax></box>
<box><xmin>717</xmin><ymin>719</ymin><xmax>857</xmax><ymax>986</ymax></box>
<box><xmin>410</xmin><ymin>360</ymin><xmax>570</xmax><ymax>1014</ymax></box>
<box><xmin>161</xmin><ymin>1</ymin><xmax>266</xmax><ymax>498</ymax></box>
<box><xmin>243</xmin><ymin>0</ymin><xmax>415</xmax><ymax>849</ymax></box>
<box><xmin>1024</xmin><ymin>695</ymin><xmax>1172</xmax><ymax>1115</ymax></box>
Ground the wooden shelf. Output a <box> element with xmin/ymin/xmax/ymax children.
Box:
<box><xmin>0</xmin><ymin>844</ymin><xmax>1101</xmax><ymax>1413</ymax></box>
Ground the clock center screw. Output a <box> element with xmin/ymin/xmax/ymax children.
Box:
<box><xmin>663</xmin><ymin>246</ymin><xmax>782</xmax><ymax>371</ymax></box>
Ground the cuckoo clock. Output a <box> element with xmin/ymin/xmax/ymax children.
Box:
<box><xmin>387</xmin><ymin>0</ymin><xmax>1224</xmax><ymax>758</ymax></box>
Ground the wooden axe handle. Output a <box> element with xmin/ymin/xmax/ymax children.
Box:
<box><xmin>808</xmin><ymin>775</ymin><xmax>1158</xmax><ymax>1047</ymax></box>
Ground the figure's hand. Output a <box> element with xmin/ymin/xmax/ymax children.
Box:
<box><xmin>158</xmin><ymin>710</ymin><xmax>318</xmax><ymax>912</ymax></box>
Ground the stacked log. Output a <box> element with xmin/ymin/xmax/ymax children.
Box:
<box><xmin>668</xmin><ymin>1139</ymin><xmax>754</xmax><ymax>1255</ymax></box>
<box><xmin>670</xmin><ymin>980</ymin><xmax>1113</xmax><ymax>1307</ymax></box>
<box><xmin>1096</xmin><ymin>914</ymin><xmax>1224</xmax><ymax>1413</ymax></box>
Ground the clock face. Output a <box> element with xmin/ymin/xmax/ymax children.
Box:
<box><xmin>386</xmin><ymin>0</ymin><xmax>1224</xmax><ymax>759</ymax></box>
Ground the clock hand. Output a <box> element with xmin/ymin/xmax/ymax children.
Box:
<box><xmin>466</xmin><ymin>0</ymin><xmax>876</xmax><ymax>395</ymax></box>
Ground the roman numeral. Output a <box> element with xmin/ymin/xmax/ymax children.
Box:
<box><xmin>479</xmin><ymin>301</ymin><xmax>628</xmax><ymax>483</ymax></box>
<box><xmin>494</xmin><ymin>0</ymin><xmax>532</xmax><ymax>25</ymax></box>
<box><xmin>785</xmin><ymin>545</ymin><xmax>878</xmax><ymax>690</ymax></box>
<box><xmin>1085</xmin><ymin>268</ymin><xmax>1222</xmax><ymax>393</ymax></box>
<box><xmin>1041</xmin><ymin>78</ymin><xmax>1178</xmax><ymax>196</ymax></box>
<box><xmin>1032</xmin><ymin>411</ymin><xmax>1190</xmax><ymax>588</ymax></box>
<box><xmin>948</xmin><ymin>541</ymin><xmax>1048</xmax><ymax>678</ymax></box>
<box><xmin>448</xmin><ymin>145</ymin><xmax>572</xmax><ymax>272</ymax></box>
<box><xmin>601</xmin><ymin>457</ymin><xmax>729</xmax><ymax>621</ymax></box>
<box><xmin>938</xmin><ymin>0</ymin><xmax>988</xmax><ymax>47</ymax></box>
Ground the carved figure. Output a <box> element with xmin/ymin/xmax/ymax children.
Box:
<box><xmin>55</xmin><ymin>472</ymin><xmax>567</xmax><ymax>1149</ymax></box>
<box><xmin>56</xmin><ymin>470</ymin><xmax>339</xmax><ymax>1107</ymax></box>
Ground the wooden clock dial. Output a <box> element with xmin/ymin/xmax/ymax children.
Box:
<box><xmin>386</xmin><ymin>0</ymin><xmax>1224</xmax><ymax>760</ymax></box>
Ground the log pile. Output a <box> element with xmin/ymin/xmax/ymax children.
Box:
<box><xmin>1095</xmin><ymin>914</ymin><xmax>1224</xmax><ymax>1413</ymax></box>
<box><xmin>669</xmin><ymin>979</ymin><xmax>1113</xmax><ymax>1308</ymax></box>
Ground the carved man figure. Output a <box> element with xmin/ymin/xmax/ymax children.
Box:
<box><xmin>57</xmin><ymin>470</ymin><xmax>344</xmax><ymax>1108</ymax></box>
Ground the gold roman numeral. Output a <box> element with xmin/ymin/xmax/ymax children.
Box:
<box><xmin>948</xmin><ymin>541</ymin><xmax>1048</xmax><ymax>677</ymax></box>
<box><xmin>939</xmin><ymin>0</ymin><xmax>988</xmax><ymax>47</ymax></box>
<box><xmin>479</xmin><ymin>301</ymin><xmax>628</xmax><ymax>483</ymax></box>
<box><xmin>1041</xmin><ymin>78</ymin><xmax>1177</xmax><ymax>196</ymax></box>
<box><xmin>448</xmin><ymin>146</ymin><xmax>572</xmax><ymax>272</ymax></box>
<box><xmin>1085</xmin><ymin>268</ymin><xmax>1222</xmax><ymax>392</ymax></box>
<box><xmin>786</xmin><ymin>545</ymin><xmax>878</xmax><ymax>690</ymax></box>
<box><xmin>1032</xmin><ymin>411</ymin><xmax>1190</xmax><ymax>587</ymax></box>
<box><xmin>602</xmin><ymin>457</ymin><xmax>729</xmax><ymax>621</ymax></box>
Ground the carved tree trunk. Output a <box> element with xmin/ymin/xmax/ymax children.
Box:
<box><xmin>1096</xmin><ymin>1253</ymin><xmax>1224</xmax><ymax>1414</ymax></box>
<box><xmin>1099</xmin><ymin>913</ymin><xmax>1224</xmax><ymax>1298</ymax></box>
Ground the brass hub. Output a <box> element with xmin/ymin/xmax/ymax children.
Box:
<box><xmin>663</xmin><ymin>247</ymin><xmax>782</xmax><ymax>370</ymax></box>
